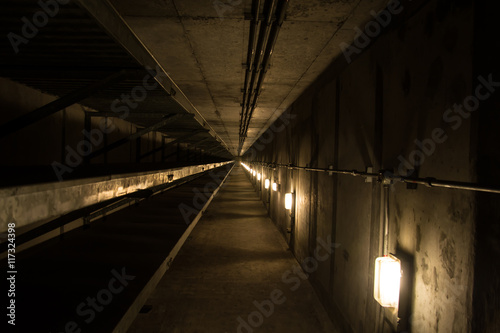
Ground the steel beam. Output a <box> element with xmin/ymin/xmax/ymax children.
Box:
<box><xmin>210</xmin><ymin>147</ymin><xmax>228</xmax><ymax>155</ymax></box>
<box><xmin>204</xmin><ymin>145</ymin><xmax>225</xmax><ymax>154</ymax></box>
<box><xmin>191</xmin><ymin>137</ymin><xmax>212</xmax><ymax>148</ymax></box>
<box><xmin>138</xmin><ymin>144</ymin><xmax>163</xmax><ymax>161</ymax></box>
<box><xmin>138</xmin><ymin>131</ymin><xmax>210</xmax><ymax>163</ymax></box>
<box><xmin>87</xmin><ymin>113</ymin><xmax>184</xmax><ymax>161</ymax></box>
<box><xmin>160</xmin><ymin>127</ymin><xmax>209</xmax><ymax>133</ymax></box>
<box><xmin>163</xmin><ymin>130</ymin><xmax>206</xmax><ymax>149</ymax></box>
<box><xmin>85</xmin><ymin>112</ymin><xmax>186</xmax><ymax>119</ymax></box>
<box><xmin>163</xmin><ymin>149</ymin><xmax>178</xmax><ymax>161</ymax></box>
<box><xmin>74</xmin><ymin>0</ymin><xmax>231</xmax><ymax>153</ymax></box>
<box><xmin>0</xmin><ymin>66</ymin><xmax>133</xmax><ymax>80</ymax></box>
<box><xmin>0</xmin><ymin>70</ymin><xmax>135</xmax><ymax>139</ymax></box>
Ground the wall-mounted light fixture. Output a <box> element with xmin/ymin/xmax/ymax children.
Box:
<box><xmin>285</xmin><ymin>192</ymin><xmax>293</xmax><ymax>210</ymax></box>
<box><xmin>253</xmin><ymin>170</ymin><xmax>256</xmax><ymax>177</ymax></box>
<box><xmin>257</xmin><ymin>173</ymin><xmax>261</xmax><ymax>181</ymax></box>
<box><xmin>264</xmin><ymin>179</ymin><xmax>271</xmax><ymax>204</ymax></box>
<box><xmin>374</xmin><ymin>254</ymin><xmax>401</xmax><ymax>308</ymax></box>
<box><xmin>373</xmin><ymin>185</ymin><xmax>402</xmax><ymax>310</ymax></box>
<box><xmin>285</xmin><ymin>191</ymin><xmax>296</xmax><ymax>251</ymax></box>
<box><xmin>272</xmin><ymin>182</ymin><xmax>278</xmax><ymax>191</ymax></box>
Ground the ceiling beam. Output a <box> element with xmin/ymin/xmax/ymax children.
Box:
<box><xmin>0</xmin><ymin>70</ymin><xmax>135</xmax><ymax>139</ymax></box>
<box><xmin>163</xmin><ymin>130</ymin><xmax>207</xmax><ymax>148</ymax></box>
<box><xmin>85</xmin><ymin>112</ymin><xmax>189</xmax><ymax>119</ymax></box>
<box><xmin>86</xmin><ymin>113</ymin><xmax>183</xmax><ymax>161</ymax></box>
<box><xmin>74</xmin><ymin>0</ymin><xmax>231</xmax><ymax>153</ymax></box>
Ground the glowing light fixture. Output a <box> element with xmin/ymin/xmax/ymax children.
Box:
<box><xmin>374</xmin><ymin>255</ymin><xmax>401</xmax><ymax>308</ymax></box>
<box><xmin>285</xmin><ymin>193</ymin><xmax>293</xmax><ymax>210</ymax></box>
<box><xmin>253</xmin><ymin>170</ymin><xmax>256</xmax><ymax>176</ymax></box>
<box><xmin>257</xmin><ymin>173</ymin><xmax>261</xmax><ymax>181</ymax></box>
<box><xmin>272</xmin><ymin>182</ymin><xmax>278</xmax><ymax>191</ymax></box>
<box><xmin>265</xmin><ymin>179</ymin><xmax>270</xmax><ymax>189</ymax></box>
<box><xmin>241</xmin><ymin>162</ymin><xmax>250</xmax><ymax>171</ymax></box>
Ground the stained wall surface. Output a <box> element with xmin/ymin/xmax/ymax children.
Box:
<box><xmin>244</xmin><ymin>0</ymin><xmax>483</xmax><ymax>331</ymax></box>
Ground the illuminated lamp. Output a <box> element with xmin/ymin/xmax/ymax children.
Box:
<box><xmin>285</xmin><ymin>193</ymin><xmax>293</xmax><ymax>210</ymax></box>
<box><xmin>374</xmin><ymin>254</ymin><xmax>401</xmax><ymax>308</ymax></box>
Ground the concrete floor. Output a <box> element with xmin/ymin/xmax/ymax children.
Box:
<box><xmin>127</xmin><ymin>165</ymin><xmax>339</xmax><ymax>333</ymax></box>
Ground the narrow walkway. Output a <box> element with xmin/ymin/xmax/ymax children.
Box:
<box><xmin>127</xmin><ymin>165</ymin><xmax>337</xmax><ymax>333</ymax></box>
<box><xmin>2</xmin><ymin>166</ymin><xmax>231</xmax><ymax>333</ymax></box>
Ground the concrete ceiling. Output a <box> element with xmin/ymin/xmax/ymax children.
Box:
<box><xmin>108</xmin><ymin>0</ymin><xmax>388</xmax><ymax>156</ymax></box>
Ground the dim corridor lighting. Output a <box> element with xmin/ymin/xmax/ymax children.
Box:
<box><xmin>257</xmin><ymin>173</ymin><xmax>261</xmax><ymax>180</ymax></box>
<box><xmin>265</xmin><ymin>179</ymin><xmax>270</xmax><ymax>189</ymax></box>
<box><xmin>374</xmin><ymin>255</ymin><xmax>401</xmax><ymax>308</ymax></box>
<box><xmin>285</xmin><ymin>193</ymin><xmax>293</xmax><ymax>210</ymax></box>
<box><xmin>272</xmin><ymin>182</ymin><xmax>278</xmax><ymax>191</ymax></box>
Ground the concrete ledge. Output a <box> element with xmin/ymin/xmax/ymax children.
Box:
<box><xmin>0</xmin><ymin>161</ymin><xmax>233</xmax><ymax>231</ymax></box>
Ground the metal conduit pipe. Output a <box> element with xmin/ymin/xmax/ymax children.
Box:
<box><xmin>245</xmin><ymin>0</ymin><xmax>276</xmax><ymax>106</ymax></box>
<box><xmin>401</xmin><ymin>178</ymin><xmax>500</xmax><ymax>194</ymax></box>
<box><xmin>245</xmin><ymin>162</ymin><xmax>500</xmax><ymax>194</ymax></box>
<box><xmin>240</xmin><ymin>0</ymin><xmax>261</xmax><ymax>136</ymax></box>
<box><xmin>249</xmin><ymin>162</ymin><xmax>379</xmax><ymax>178</ymax></box>
<box><xmin>383</xmin><ymin>185</ymin><xmax>390</xmax><ymax>255</ymax></box>
<box><xmin>243</xmin><ymin>0</ymin><xmax>289</xmax><ymax>136</ymax></box>
<box><xmin>240</xmin><ymin>0</ymin><xmax>277</xmax><ymax>139</ymax></box>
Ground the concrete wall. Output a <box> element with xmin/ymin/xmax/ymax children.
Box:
<box><xmin>245</xmin><ymin>0</ymin><xmax>480</xmax><ymax>331</ymax></box>
<box><xmin>471</xmin><ymin>1</ymin><xmax>500</xmax><ymax>332</ymax></box>
<box><xmin>0</xmin><ymin>161</ymin><xmax>232</xmax><ymax>232</ymax></box>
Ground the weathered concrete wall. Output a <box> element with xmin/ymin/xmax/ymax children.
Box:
<box><xmin>471</xmin><ymin>1</ymin><xmax>500</xmax><ymax>332</ymax></box>
<box><xmin>245</xmin><ymin>0</ymin><xmax>478</xmax><ymax>331</ymax></box>
<box><xmin>0</xmin><ymin>62</ymin><xmax>233</xmax><ymax>230</ymax></box>
<box><xmin>0</xmin><ymin>161</ymin><xmax>232</xmax><ymax>232</ymax></box>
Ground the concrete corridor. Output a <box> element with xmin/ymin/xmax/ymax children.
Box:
<box><xmin>127</xmin><ymin>165</ymin><xmax>339</xmax><ymax>333</ymax></box>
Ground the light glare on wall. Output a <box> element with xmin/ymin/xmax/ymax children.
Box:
<box><xmin>285</xmin><ymin>193</ymin><xmax>293</xmax><ymax>210</ymax></box>
<box><xmin>265</xmin><ymin>179</ymin><xmax>270</xmax><ymax>189</ymax></box>
<box><xmin>272</xmin><ymin>182</ymin><xmax>278</xmax><ymax>191</ymax></box>
<box><xmin>257</xmin><ymin>173</ymin><xmax>261</xmax><ymax>180</ymax></box>
<box><xmin>374</xmin><ymin>255</ymin><xmax>401</xmax><ymax>308</ymax></box>
<box><xmin>253</xmin><ymin>170</ymin><xmax>256</xmax><ymax>176</ymax></box>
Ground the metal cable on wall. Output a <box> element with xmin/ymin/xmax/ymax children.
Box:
<box><xmin>244</xmin><ymin>161</ymin><xmax>500</xmax><ymax>194</ymax></box>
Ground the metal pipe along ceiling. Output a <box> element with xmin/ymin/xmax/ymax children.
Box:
<box><xmin>241</xmin><ymin>0</ymin><xmax>261</xmax><ymax>122</ymax></box>
<box><xmin>240</xmin><ymin>0</ymin><xmax>275</xmax><ymax>147</ymax></box>
<box><xmin>244</xmin><ymin>0</ymin><xmax>288</xmax><ymax>136</ymax></box>
<box><xmin>238</xmin><ymin>0</ymin><xmax>289</xmax><ymax>155</ymax></box>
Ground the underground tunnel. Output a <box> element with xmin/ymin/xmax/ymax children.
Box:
<box><xmin>1</xmin><ymin>0</ymin><xmax>499</xmax><ymax>332</ymax></box>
